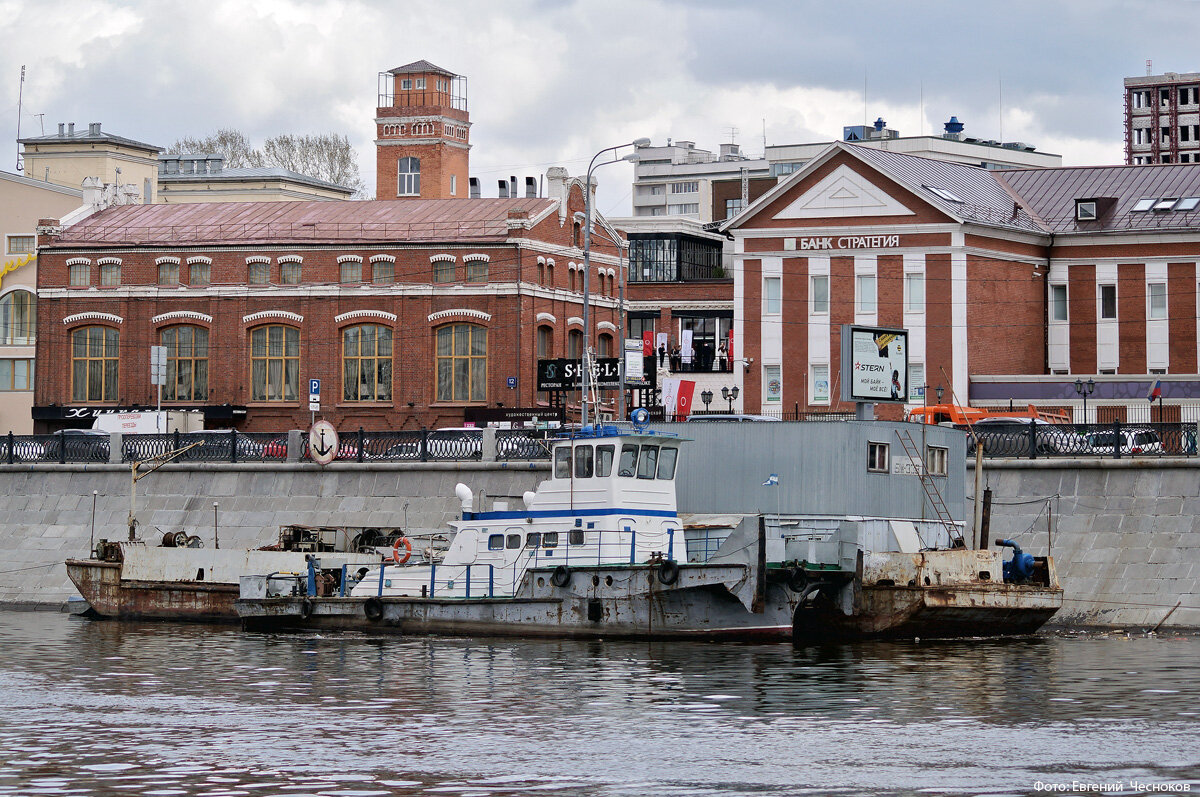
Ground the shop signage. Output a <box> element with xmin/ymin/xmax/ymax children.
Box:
<box><xmin>536</xmin><ymin>358</ymin><xmax>621</xmax><ymax>390</ymax></box>
<box><xmin>798</xmin><ymin>235</ymin><xmax>900</xmax><ymax>251</ymax></box>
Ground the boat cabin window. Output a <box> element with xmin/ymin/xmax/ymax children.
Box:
<box><xmin>487</xmin><ymin>534</ymin><xmax>504</xmax><ymax>551</ymax></box>
<box><xmin>596</xmin><ymin>445</ymin><xmax>614</xmax><ymax>477</ymax></box>
<box><xmin>554</xmin><ymin>447</ymin><xmax>571</xmax><ymax>478</ymax></box>
<box><xmin>637</xmin><ymin>445</ymin><xmax>659</xmax><ymax>479</ymax></box>
<box><xmin>656</xmin><ymin>447</ymin><xmax>678</xmax><ymax>480</ymax></box>
<box><xmin>506</xmin><ymin>533</ymin><xmax>522</xmax><ymax>549</ymax></box>
<box><xmin>619</xmin><ymin>444</ymin><xmax>639</xmax><ymax>477</ymax></box>
<box><xmin>574</xmin><ymin>445</ymin><xmax>594</xmax><ymax>478</ymax></box>
<box><xmin>543</xmin><ymin>532</ymin><xmax>559</xmax><ymax>549</ymax></box>
<box><xmin>525</xmin><ymin>532</ymin><xmax>541</xmax><ymax>548</ymax></box>
<box><xmin>569</xmin><ymin>530</ymin><xmax>585</xmax><ymax>545</ymax></box>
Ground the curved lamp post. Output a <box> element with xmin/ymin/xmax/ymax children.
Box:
<box><xmin>581</xmin><ymin>137</ymin><xmax>650</xmax><ymax>428</ymax></box>
<box><xmin>1075</xmin><ymin>377</ymin><xmax>1095</xmax><ymax>424</ymax></box>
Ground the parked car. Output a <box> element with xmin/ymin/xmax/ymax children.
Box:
<box><xmin>966</xmin><ymin>418</ymin><xmax>1082</xmax><ymax>456</ymax></box>
<box><xmin>263</xmin><ymin>435</ymin><xmax>363</xmax><ymax>460</ymax></box>
<box><xmin>44</xmin><ymin>429</ymin><xmax>110</xmax><ymax>462</ymax></box>
<box><xmin>1084</xmin><ymin>428</ymin><xmax>1163</xmax><ymax>456</ymax></box>
<box><xmin>179</xmin><ymin>430</ymin><xmax>266</xmax><ymax>461</ymax></box>
<box><xmin>685</xmin><ymin>414</ymin><xmax>782</xmax><ymax>422</ymax></box>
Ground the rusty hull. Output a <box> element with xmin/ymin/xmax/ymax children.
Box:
<box><xmin>793</xmin><ymin>549</ymin><xmax>1063</xmax><ymax>641</ymax></box>
<box><xmin>66</xmin><ymin>559</ymin><xmax>239</xmax><ymax>623</ymax></box>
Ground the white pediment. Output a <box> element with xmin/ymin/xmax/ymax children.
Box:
<box><xmin>775</xmin><ymin>164</ymin><xmax>915</xmax><ymax>219</ymax></box>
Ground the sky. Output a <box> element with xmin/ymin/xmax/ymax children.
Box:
<box><xmin>3</xmin><ymin>0</ymin><xmax>1200</xmax><ymax>216</ymax></box>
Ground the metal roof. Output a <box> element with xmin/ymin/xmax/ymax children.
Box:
<box><xmin>19</xmin><ymin>128</ymin><xmax>162</xmax><ymax>153</ymax></box>
<box><xmin>387</xmin><ymin>60</ymin><xmax>457</xmax><ymax>77</ymax></box>
<box><xmin>997</xmin><ymin>163</ymin><xmax>1200</xmax><ymax>233</ymax></box>
<box><xmin>157</xmin><ymin>166</ymin><xmax>354</xmax><ymax>194</ymax></box>
<box><xmin>53</xmin><ymin>197</ymin><xmax>556</xmax><ymax>247</ymax></box>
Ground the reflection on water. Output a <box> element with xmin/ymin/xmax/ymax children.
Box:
<box><xmin>0</xmin><ymin>612</ymin><xmax>1197</xmax><ymax>796</ymax></box>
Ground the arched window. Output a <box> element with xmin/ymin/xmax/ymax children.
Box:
<box><xmin>343</xmin><ymin>324</ymin><xmax>392</xmax><ymax>402</ymax></box>
<box><xmin>537</xmin><ymin>326</ymin><xmax>553</xmax><ymax>359</ymax></box>
<box><xmin>398</xmin><ymin>157</ymin><xmax>421</xmax><ymax>196</ymax></box>
<box><xmin>0</xmin><ymin>290</ymin><xmax>35</xmax><ymax>345</ymax></box>
<box><xmin>598</xmin><ymin>333</ymin><xmax>613</xmax><ymax>358</ymax></box>
<box><xmin>71</xmin><ymin>326</ymin><xmax>119</xmax><ymax>402</ymax></box>
<box><xmin>250</xmin><ymin>325</ymin><xmax>299</xmax><ymax>401</ymax></box>
<box><xmin>568</xmin><ymin>329</ymin><xmax>583</xmax><ymax>360</ymax></box>
<box><xmin>435</xmin><ymin>323</ymin><xmax>486</xmax><ymax>402</ymax></box>
<box><xmin>161</xmin><ymin>326</ymin><xmax>208</xmax><ymax>401</ymax></box>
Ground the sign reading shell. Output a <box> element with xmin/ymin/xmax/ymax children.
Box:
<box><xmin>308</xmin><ymin>420</ymin><xmax>339</xmax><ymax>466</ymax></box>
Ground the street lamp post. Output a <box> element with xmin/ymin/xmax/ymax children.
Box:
<box><xmin>721</xmin><ymin>385</ymin><xmax>740</xmax><ymax>412</ymax></box>
<box><xmin>581</xmin><ymin>137</ymin><xmax>650</xmax><ymax>428</ymax></box>
<box><xmin>701</xmin><ymin>389</ymin><xmax>713</xmax><ymax>414</ymax></box>
<box><xmin>1074</xmin><ymin>378</ymin><xmax>1095</xmax><ymax>425</ymax></box>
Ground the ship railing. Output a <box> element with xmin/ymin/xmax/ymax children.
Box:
<box><xmin>509</xmin><ymin>527</ymin><xmax>679</xmax><ymax>586</ymax></box>
<box><xmin>354</xmin><ymin>562</ymin><xmax>501</xmax><ymax>599</ymax></box>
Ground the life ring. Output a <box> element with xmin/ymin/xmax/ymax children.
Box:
<box><xmin>788</xmin><ymin>567</ymin><xmax>809</xmax><ymax>592</ymax></box>
<box><xmin>364</xmin><ymin>597</ymin><xmax>383</xmax><ymax>621</ymax></box>
<box><xmin>299</xmin><ymin>599</ymin><xmax>313</xmax><ymax>619</ymax></box>
<box><xmin>551</xmin><ymin>565</ymin><xmax>572</xmax><ymax>588</ymax></box>
<box><xmin>658</xmin><ymin>560</ymin><xmax>680</xmax><ymax>585</ymax></box>
<box><xmin>391</xmin><ymin>536</ymin><xmax>412</xmax><ymax>564</ymax></box>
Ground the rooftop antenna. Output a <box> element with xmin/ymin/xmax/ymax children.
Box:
<box><xmin>998</xmin><ymin>73</ymin><xmax>1003</xmax><ymax>142</ymax></box>
<box><xmin>1146</xmin><ymin>59</ymin><xmax>1153</xmax><ymax>76</ymax></box>
<box><xmin>762</xmin><ymin>118</ymin><xmax>767</xmax><ymax>153</ymax></box>
<box><xmin>726</xmin><ymin>126</ymin><xmax>738</xmax><ymax>144</ymax></box>
<box><xmin>34</xmin><ymin>113</ymin><xmax>44</xmax><ymax>135</ymax></box>
<box><xmin>14</xmin><ymin>65</ymin><xmax>24</xmax><ymax>172</ymax></box>
<box><xmin>920</xmin><ymin>80</ymin><xmax>925</xmax><ymax>137</ymax></box>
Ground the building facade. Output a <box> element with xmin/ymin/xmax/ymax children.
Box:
<box><xmin>725</xmin><ymin>142</ymin><xmax>1200</xmax><ymax>422</ymax></box>
<box><xmin>33</xmin><ymin>169</ymin><xmax>623</xmax><ymax>433</ymax></box>
<box><xmin>1125</xmin><ymin>71</ymin><xmax>1200</xmax><ymax>165</ymax></box>
<box><xmin>375</xmin><ymin>61</ymin><xmax>470</xmax><ymax>201</ymax></box>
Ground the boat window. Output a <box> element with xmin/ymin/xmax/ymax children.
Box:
<box><xmin>554</xmin><ymin>447</ymin><xmax>571</xmax><ymax>478</ymax></box>
<box><xmin>596</xmin><ymin>445</ymin><xmax>614</xmax><ymax>477</ymax></box>
<box><xmin>637</xmin><ymin>445</ymin><xmax>659</xmax><ymax>479</ymax></box>
<box><xmin>574</xmin><ymin>445</ymin><xmax>594</xmax><ymax>478</ymax></box>
<box><xmin>569</xmin><ymin>530</ymin><xmax>585</xmax><ymax>545</ymax></box>
<box><xmin>543</xmin><ymin>532</ymin><xmax>559</xmax><ymax>548</ymax></box>
<box><xmin>506</xmin><ymin>533</ymin><xmax>522</xmax><ymax>549</ymax></box>
<box><xmin>657</xmin><ymin>447</ymin><xmax>678</xmax><ymax>480</ymax></box>
<box><xmin>619</xmin><ymin>444</ymin><xmax>639</xmax><ymax>477</ymax></box>
<box><xmin>487</xmin><ymin>534</ymin><xmax>504</xmax><ymax>550</ymax></box>
<box><xmin>525</xmin><ymin>532</ymin><xmax>541</xmax><ymax>548</ymax></box>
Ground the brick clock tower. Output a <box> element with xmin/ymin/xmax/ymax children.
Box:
<box><xmin>376</xmin><ymin>61</ymin><xmax>470</xmax><ymax>200</ymax></box>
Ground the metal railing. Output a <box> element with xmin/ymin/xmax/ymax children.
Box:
<box><xmin>952</xmin><ymin>420</ymin><xmax>1199</xmax><ymax>459</ymax></box>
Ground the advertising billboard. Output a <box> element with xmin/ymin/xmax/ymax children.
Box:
<box><xmin>840</xmin><ymin>325</ymin><xmax>909</xmax><ymax>403</ymax></box>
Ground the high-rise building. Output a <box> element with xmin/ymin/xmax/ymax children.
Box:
<box><xmin>375</xmin><ymin>61</ymin><xmax>471</xmax><ymax>200</ymax></box>
<box><xmin>1124</xmin><ymin>71</ymin><xmax>1200</xmax><ymax>165</ymax></box>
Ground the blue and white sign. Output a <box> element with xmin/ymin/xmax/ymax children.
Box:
<box><xmin>506</xmin><ymin>376</ymin><xmax>517</xmax><ymax>389</ymax></box>
<box><xmin>309</xmin><ymin>378</ymin><xmax>321</xmax><ymax>398</ymax></box>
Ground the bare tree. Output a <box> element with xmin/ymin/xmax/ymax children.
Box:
<box><xmin>168</xmin><ymin>129</ymin><xmax>367</xmax><ymax>197</ymax></box>
<box><xmin>262</xmin><ymin>133</ymin><xmax>366</xmax><ymax>197</ymax></box>
<box><xmin>167</xmin><ymin>128</ymin><xmax>263</xmax><ymax>169</ymax></box>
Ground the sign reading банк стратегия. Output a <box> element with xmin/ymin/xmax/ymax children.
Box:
<box><xmin>798</xmin><ymin>235</ymin><xmax>900</xmax><ymax>250</ymax></box>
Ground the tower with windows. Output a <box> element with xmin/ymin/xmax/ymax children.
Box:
<box><xmin>376</xmin><ymin>61</ymin><xmax>470</xmax><ymax>200</ymax></box>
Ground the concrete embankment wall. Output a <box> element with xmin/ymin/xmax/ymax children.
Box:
<box><xmin>0</xmin><ymin>456</ymin><xmax>1196</xmax><ymax>630</ymax></box>
<box><xmin>0</xmin><ymin>462</ymin><xmax>548</xmax><ymax>607</ymax></box>
<box><xmin>970</xmin><ymin>458</ymin><xmax>1199</xmax><ymax>630</ymax></box>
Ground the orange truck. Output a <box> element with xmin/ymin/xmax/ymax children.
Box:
<box><xmin>906</xmin><ymin>404</ymin><xmax>1071</xmax><ymax>426</ymax></box>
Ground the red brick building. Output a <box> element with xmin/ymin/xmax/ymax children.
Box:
<box><xmin>376</xmin><ymin>61</ymin><xmax>470</xmax><ymax>201</ymax></box>
<box><xmin>726</xmin><ymin>142</ymin><xmax>1200</xmax><ymax>422</ymax></box>
<box><xmin>33</xmin><ymin>169</ymin><xmax>624</xmax><ymax>432</ymax></box>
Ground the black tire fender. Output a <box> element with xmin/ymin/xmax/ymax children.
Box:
<box><xmin>788</xmin><ymin>567</ymin><xmax>809</xmax><ymax>592</ymax></box>
<box><xmin>658</xmin><ymin>560</ymin><xmax>680</xmax><ymax>585</ymax></box>
<box><xmin>299</xmin><ymin>599</ymin><xmax>313</xmax><ymax>620</ymax></box>
<box><xmin>363</xmin><ymin>597</ymin><xmax>383</xmax><ymax>621</ymax></box>
<box><xmin>551</xmin><ymin>565</ymin><xmax>571</xmax><ymax>588</ymax></box>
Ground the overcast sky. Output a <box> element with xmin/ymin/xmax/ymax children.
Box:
<box><xmin>4</xmin><ymin>0</ymin><xmax>1200</xmax><ymax>215</ymax></box>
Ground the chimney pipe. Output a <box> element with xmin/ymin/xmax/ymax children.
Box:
<box><xmin>67</xmin><ymin>122</ymin><xmax>75</xmax><ymax>136</ymax></box>
<box><xmin>57</xmin><ymin>123</ymin><xmax>64</xmax><ymax>137</ymax></box>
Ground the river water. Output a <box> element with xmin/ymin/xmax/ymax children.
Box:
<box><xmin>0</xmin><ymin>612</ymin><xmax>1196</xmax><ymax>797</ymax></box>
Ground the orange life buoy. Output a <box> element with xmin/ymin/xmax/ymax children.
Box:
<box><xmin>391</xmin><ymin>536</ymin><xmax>412</xmax><ymax>565</ymax></box>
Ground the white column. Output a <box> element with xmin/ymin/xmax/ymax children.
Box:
<box><xmin>950</xmin><ymin>234</ymin><xmax>968</xmax><ymax>405</ymax></box>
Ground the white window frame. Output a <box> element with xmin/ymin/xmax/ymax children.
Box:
<box><xmin>926</xmin><ymin>446</ymin><xmax>948</xmax><ymax>477</ymax></box>
<box><xmin>908</xmin><ymin>363</ymin><xmax>925</xmax><ymax>402</ymax></box>
<box><xmin>810</xmin><ymin>275</ymin><xmax>829</xmax><ymax>315</ymax></box>
<box><xmin>1076</xmin><ymin>201</ymin><xmax>1097</xmax><ymax>221</ymax></box>
<box><xmin>867</xmin><ymin>442</ymin><xmax>889</xmax><ymax>473</ymax></box>
<box><xmin>764</xmin><ymin>277</ymin><xmax>781</xmax><ymax>314</ymax></box>
<box><xmin>1051</xmin><ymin>284</ymin><xmax>1068</xmax><ymax>321</ymax></box>
<box><xmin>810</xmin><ymin>363</ymin><xmax>830</xmax><ymax>405</ymax></box>
<box><xmin>414</xmin><ymin>77</ymin><xmax>426</xmax><ymax>90</ymax></box>
<box><xmin>904</xmin><ymin>272</ymin><xmax>924</xmax><ymax>313</ymax></box>
<box><xmin>1099</xmin><ymin>284</ymin><xmax>1117</xmax><ymax>320</ymax></box>
<box><xmin>400</xmin><ymin>78</ymin><xmax>412</xmax><ymax>90</ymax></box>
<box><xmin>1148</xmin><ymin>282</ymin><xmax>1167</xmax><ymax>320</ymax></box>
<box><xmin>856</xmin><ymin>274</ymin><xmax>877</xmax><ymax>314</ymax></box>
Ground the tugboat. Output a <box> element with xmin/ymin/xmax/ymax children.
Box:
<box><xmin>236</xmin><ymin>411</ymin><xmax>1063</xmax><ymax>640</ymax></box>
